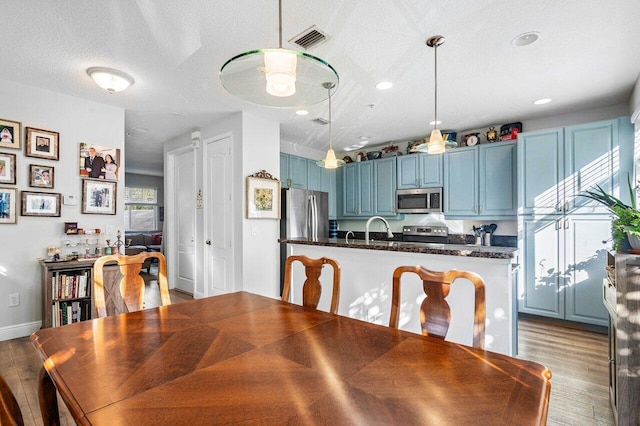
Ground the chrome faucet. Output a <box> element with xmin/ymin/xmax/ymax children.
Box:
<box><xmin>365</xmin><ymin>216</ymin><xmax>394</xmax><ymax>244</ymax></box>
<box><xmin>345</xmin><ymin>230</ymin><xmax>354</xmax><ymax>244</ymax></box>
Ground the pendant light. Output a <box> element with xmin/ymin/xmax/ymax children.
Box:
<box><xmin>416</xmin><ymin>36</ymin><xmax>457</xmax><ymax>154</ymax></box>
<box><xmin>220</xmin><ymin>0</ymin><xmax>338</xmax><ymax>108</ymax></box>
<box><xmin>317</xmin><ymin>82</ymin><xmax>345</xmax><ymax>169</ymax></box>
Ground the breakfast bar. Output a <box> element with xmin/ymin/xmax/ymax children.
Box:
<box><xmin>282</xmin><ymin>238</ymin><xmax>519</xmax><ymax>356</ymax></box>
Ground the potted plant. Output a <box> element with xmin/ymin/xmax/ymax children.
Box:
<box><xmin>580</xmin><ymin>176</ymin><xmax>640</xmax><ymax>252</ymax></box>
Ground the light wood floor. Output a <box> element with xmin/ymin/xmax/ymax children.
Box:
<box><xmin>2</xmin><ymin>293</ymin><xmax>612</xmax><ymax>425</ymax></box>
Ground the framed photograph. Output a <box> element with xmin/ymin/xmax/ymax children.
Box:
<box><xmin>246</xmin><ymin>170</ymin><xmax>280</xmax><ymax>219</ymax></box>
<box><xmin>0</xmin><ymin>118</ymin><xmax>21</xmax><ymax>150</ymax></box>
<box><xmin>0</xmin><ymin>187</ymin><xmax>17</xmax><ymax>224</ymax></box>
<box><xmin>26</xmin><ymin>127</ymin><xmax>59</xmax><ymax>160</ymax></box>
<box><xmin>82</xmin><ymin>178</ymin><xmax>117</xmax><ymax>215</ymax></box>
<box><xmin>21</xmin><ymin>191</ymin><xmax>61</xmax><ymax>217</ymax></box>
<box><xmin>79</xmin><ymin>143</ymin><xmax>120</xmax><ymax>180</ymax></box>
<box><xmin>0</xmin><ymin>152</ymin><xmax>16</xmax><ymax>185</ymax></box>
<box><xmin>29</xmin><ymin>164</ymin><xmax>54</xmax><ymax>188</ymax></box>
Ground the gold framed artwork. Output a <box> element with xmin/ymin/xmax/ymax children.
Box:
<box><xmin>29</xmin><ymin>164</ymin><xmax>54</xmax><ymax>188</ymax></box>
<box><xmin>246</xmin><ymin>170</ymin><xmax>280</xmax><ymax>219</ymax></box>
<box><xmin>81</xmin><ymin>178</ymin><xmax>116</xmax><ymax>215</ymax></box>
<box><xmin>79</xmin><ymin>142</ymin><xmax>120</xmax><ymax>180</ymax></box>
<box><xmin>0</xmin><ymin>118</ymin><xmax>21</xmax><ymax>150</ymax></box>
<box><xmin>0</xmin><ymin>152</ymin><xmax>17</xmax><ymax>185</ymax></box>
<box><xmin>0</xmin><ymin>187</ymin><xmax>17</xmax><ymax>224</ymax></box>
<box><xmin>25</xmin><ymin>127</ymin><xmax>59</xmax><ymax>160</ymax></box>
<box><xmin>21</xmin><ymin>191</ymin><xmax>61</xmax><ymax>217</ymax></box>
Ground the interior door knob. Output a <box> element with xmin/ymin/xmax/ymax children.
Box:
<box><xmin>206</xmin><ymin>240</ymin><xmax>212</xmax><ymax>245</ymax></box>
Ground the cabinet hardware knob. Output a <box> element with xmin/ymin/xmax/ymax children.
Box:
<box><xmin>206</xmin><ymin>240</ymin><xmax>212</xmax><ymax>245</ymax></box>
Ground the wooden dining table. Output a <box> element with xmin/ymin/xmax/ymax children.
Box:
<box><xmin>31</xmin><ymin>291</ymin><xmax>551</xmax><ymax>425</ymax></box>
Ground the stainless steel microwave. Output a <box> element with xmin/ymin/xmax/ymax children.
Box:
<box><xmin>396</xmin><ymin>188</ymin><xmax>443</xmax><ymax>213</ymax></box>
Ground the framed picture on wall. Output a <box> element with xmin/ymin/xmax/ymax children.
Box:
<box><xmin>0</xmin><ymin>152</ymin><xmax>16</xmax><ymax>185</ymax></box>
<box><xmin>25</xmin><ymin>127</ymin><xmax>59</xmax><ymax>160</ymax></box>
<box><xmin>245</xmin><ymin>170</ymin><xmax>280</xmax><ymax>219</ymax></box>
<box><xmin>21</xmin><ymin>191</ymin><xmax>61</xmax><ymax>217</ymax></box>
<box><xmin>79</xmin><ymin>143</ymin><xmax>120</xmax><ymax>180</ymax></box>
<box><xmin>0</xmin><ymin>187</ymin><xmax>17</xmax><ymax>224</ymax></box>
<box><xmin>81</xmin><ymin>178</ymin><xmax>117</xmax><ymax>215</ymax></box>
<box><xmin>29</xmin><ymin>164</ymin><xmax>54</xmax><ymax>188</ymax></box>
<box><xmin>0</xmin><ymin>118</ymin><xmax>21</xmax><ymax>150</ymax></box>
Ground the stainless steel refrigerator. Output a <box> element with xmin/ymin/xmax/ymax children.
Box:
<box><xmin>280</xmin><ymin>188</ymin><xmax>329</xmax><ymax>294</ymax></box>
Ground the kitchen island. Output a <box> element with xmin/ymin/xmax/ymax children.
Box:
<box><xmin>281</xmin><ymin>237</ymin><xmax>519</xmax><ymax>356</ymax></box>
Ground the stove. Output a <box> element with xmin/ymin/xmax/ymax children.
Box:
<box><xmin>402</xmin><ymin>225</ymin><xmax>448</xmax><ymax>244</ymax></box>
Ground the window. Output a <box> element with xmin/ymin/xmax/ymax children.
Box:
<box><xmin>125</xmin><ymin>186</ymin><xmax>158</xmax><ymax>231</ymax></box>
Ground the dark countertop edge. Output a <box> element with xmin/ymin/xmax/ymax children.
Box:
<box><xmin>280</xmin><ymin>238</ymin><xmax>517</xmax><ymax>260</ymax></box>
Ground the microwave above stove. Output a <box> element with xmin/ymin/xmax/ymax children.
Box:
<box><xmin>396</xmin><ymin>188</ymin><xmax>443</xmax><ymax>213</ymax></box>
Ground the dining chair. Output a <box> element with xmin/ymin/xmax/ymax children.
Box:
<box><xmin>93</xmin><ymin>251</ymin><xmax>171</xmax><ymax>318</ymax></box>
<box><xmin>389</xmin><ymin>266</ymin><xmax>486</xmax><ymax>349</ymax></box>
<box><xmin>0</xmin><ymin>372</ymin><xmax>24</xmax><ymax>426</ymax></box>
<box><xmin>282</xmin><ymin>255</ymin><xmax>341</xmax><ymax>314</ymax></box>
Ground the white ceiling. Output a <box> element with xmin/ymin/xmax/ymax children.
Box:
<box><xmin>2</xmin><ymin>0</ymin><xmax>639</xmax><ymax>174</ymax></box>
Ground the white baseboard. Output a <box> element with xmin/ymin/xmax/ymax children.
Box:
<box><xmin>0</xmin><ymin>321</ymin><xmax>42</xmax><ymax>342</ymax></box>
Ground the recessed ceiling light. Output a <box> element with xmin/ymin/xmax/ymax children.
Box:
<box><xmin>359</xmin><ymin>136</ymin><xmax>370</xmax><ymax>140</ymax></box>
<box><xmin>295</xmin><ymin>110</ymin><xmax>309</xmax><ymax>116</ymax></box>
<box><xmin>533</xmin><ymin>98</ymin><xmax>552</xmax><ymax>105</ymax></box>
<box><xmin>376</xmin><ymin>81</ymin><xmax>393</xmax><ymax>90</ymax></box>
<box><xmin>168</xmin><ymin>112</ymin><xmax>183</xmax><ymax>117</ymax></box>
<box><xmin>135</xmin><ymin>127</ymin><xmax>150</xmax><ymax>133</ymax></box>
<box><xmin>511</xmin><ymin>31</ymin><xmax>541</xmax><ymax>47</ymax></box>
<box><xmin>429</xmin><ymin>120</ymin><xmax>442</xmax><ymax>126</ymax></box>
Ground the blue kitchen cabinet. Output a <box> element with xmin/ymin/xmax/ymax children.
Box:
<box><xmin>444</xmin><ymin>142</ymin><xmax>516</xmax><ymax>218</ymax></box>
<box><xmin>320</xmin><ymin>165</ymin><xmax>337</xmax><ymax>219</ymax></box>
<box><xmin>280</xmin><ymin>153</ymin><xmax>307</xmax><ymax>189</ymax></box>
<box><xmin>373</xmin><ymin>157</ymin><xmax>398</xmax><ymax>216</ymax></box>
<box><xmin>307</xmin><ymin>158</ymin><xmax>322</xmax><ymax>191</ymax></box>
<box><xmin>397</xmin><ymin>153</ymin><xmax>443</xmax><ymax>189</ymax></box>
<box><xmin>341</xmin><ymin>162</ymin><xmax>374</xmax><ymax>217</ymax></box>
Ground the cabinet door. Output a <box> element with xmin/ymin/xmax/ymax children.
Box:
<box><xmin>519</xmin><ymin>217</ymin><xmax>565</xmax><ymax>319</ymax></box>
<box><xmin>280</xmin><ymin>153</ymin><xmax>290</xmax><ymax>188</ymax></box>
<box><xmin>479</xmin><ymin>142</ymin><xmax>516</xmax><ymax>217</ymax></box>
<box><xmin>564</xmin><ymin>120</ymin><xmax>617</xmax><ymax>214</ymax></box>
<box><xmin>288</xmin><ymin>155</ymin><xmax>308</xmax><ymax>189</ymax></box>
<box><xmin>419</xmin><ymin>153</ymin><xmax>443</xmax><ymax>187</ymax></box>
<box><xmin>374</xmin><ymin>157</ymin><xmax>397</xmax><ymax>216</ymax></box>
<box><xmin>444</xmin><ymin>147</ymin><xmax>478</xmax><ymax>216</ymax></box>
<box><xmin>358</xmin><ymin>162</ymin><xmax>374</xmax><ymax>217</ymax></box>
<box><xmin>518</xmin><ymin>129</ymin><xmax>563</xmax><ymax>215</ymax></box>
<box><xmin>563</xmin><ymin>216</ymin><xmax>609</xmax><ymax>326</ymax></box>
<box><xmin>342</xmin><ymin>163</ymin><xmax>358</xmax><ymax>216</ymax></box>
<box><xmin>307</xmin><ymin>159</ymin><xmax>322</xmax><ymax>191</ymax></box>
<box><xmin>397</xmin><ymin>155</ymin><xmax>419</xmax><ymax>189</ymax></box>
<box><xmin>320</xmin><ymin>167</ymin><xmax>337</xmax><ymax>219</ymax></box>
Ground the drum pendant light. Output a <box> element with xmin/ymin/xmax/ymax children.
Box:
<box><xmin>317</xmin><ymin>82</ymin><xmax>345</xmax><ymax>169</ymax></box>
<box><xmin>416</xmin><ymin>36</ymin><xmax>457</xmax><ymax>154</ymax></box>
<box><xmin>220</xmin><ymin>0</ymin><xmax>338</xmax><ymax>108</ymax></box>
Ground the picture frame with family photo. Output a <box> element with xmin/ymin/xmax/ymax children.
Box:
<box><xmin>79</xmin><ymin>143</ymin><xmax>120</xmax><ymax>181</ymax></box>
<box><xmin>29</xmin><ymin>164</ymin><xmax>54</xmax><ymax>189</ymax></box>
<box><xmin>25</xmin><ymin>127</ymin><xmax>59</xmax><ymax>160</ymax></box>
<box><xmin>0</xmin><ymin>118</ymin><xmax>21</xmax><ymax>150</ymax></box>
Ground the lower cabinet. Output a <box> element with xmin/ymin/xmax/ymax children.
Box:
<box><xmin>518</xmin><ymin>215</ymin><xmax>609</xmax><ymax>326</ymax></box>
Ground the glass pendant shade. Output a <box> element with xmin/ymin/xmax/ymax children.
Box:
<box><xmin>87</xmin><ymin>67</ymin><xmax>134</xmax><ymax>93</ymax></box>
<box><xmin>317</xmin><ymin>148</ymin><xmax>344</xmax><ymax>169</ymax></box>
<box><xmin>264</xmin><ymin>50</ymin><xmax>297</xmax><ymax>97</ymax></box>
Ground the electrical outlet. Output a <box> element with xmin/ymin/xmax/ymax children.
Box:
<box><xmin>105</xmin><ymin>225</ymin><xmax>115</xmax><ymax>235</ymax></box>
<box><xmin>8</xmin><ymin>293</ymin><xmax>19</xmax><ymax>307</ymax></box>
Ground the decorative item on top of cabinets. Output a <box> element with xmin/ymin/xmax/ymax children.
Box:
<box><xmin>463</xmin><ymin>133</ymin><xmax>479</xmax><ymax>147</ymax></box>
<box><xmin>486</xmin><ymin>127</ymin><xmax>497</xmax><ymax>142</ymax></box>
<box><xmin>499</xmin><ymin>122</ymin><xmax>522</xmax><ymax>141</ymax></box>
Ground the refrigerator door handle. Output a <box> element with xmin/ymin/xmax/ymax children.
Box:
<box><xmin>310</xmin><ymin>194</ymin><xmax>318</xmax><ymax>241</ymax></box>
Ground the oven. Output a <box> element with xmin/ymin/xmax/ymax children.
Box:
<box><xmin>402</xmin><ymin>225</ymin><xmax>448</xmax><ymax>245</ymax></box>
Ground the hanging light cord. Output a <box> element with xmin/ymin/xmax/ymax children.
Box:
<box><xmin>433</xmin><ymin>41</ymin><xmax>438</xmax><ymax>130</ymax></box>
<box><xmin>328</xmin><ymin>85</ymin><xmax>333</xmax><ymax>149</ymax></box>
<box><xmin>278</xmin><ymin>0</ymin><xmax>283</xmax><ymax>49</ymax></box>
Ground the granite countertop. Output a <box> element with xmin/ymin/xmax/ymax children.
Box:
<box><xmin>280</xmin><ymin>237</ymin><xmax>519</xmax><ymax>260</ymax></box>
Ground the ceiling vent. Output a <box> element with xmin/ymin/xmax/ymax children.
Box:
<box><xmin>312</xmin><ymin>117</ymin><xmax>329</xmax><ymax>125</ymax></box>
<box><xmin>290</xmin><ymin>26</ymin><xmax>329</xmax><ymax>50</ymax></box>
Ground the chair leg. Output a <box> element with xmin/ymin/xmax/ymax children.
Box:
<box><xmin>38</xmin><ymin>367</ymin><xmax>60</xmax><ymax>426</ymax></box>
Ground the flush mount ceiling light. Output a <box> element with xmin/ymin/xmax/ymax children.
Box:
<box><xmin>220</xmin><ymin>0</ymin><xmax>338</xmax><ymax>108</ymax></box>
<box><xmin>317</xmin><ymin>82</ymin><xmax>345</xmax><ymax>169</ymax></box>
<box><xmin>511</xmin><ymin>31</ymin><xmax>541</xmax><ymax>47</ymax></box>
<box><xmin>86</xmin><ymin>67</ymin><xmax>134</xmax><ymax>93</ymax></box>
<box><xmin>416</xmin><ymin>36</ymin><xmax>457</xmax><ymax>155</ymax></box>
<box><xmin>533</xmin><ymin>98</ymin><xmax>552</xmax><ymax>105</ymax></box>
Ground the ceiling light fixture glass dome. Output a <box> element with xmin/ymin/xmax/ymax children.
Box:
<box><xmin>87</xmin><ymin>67</ymin><xmax>134</xmax><ymax>93</ymax></box>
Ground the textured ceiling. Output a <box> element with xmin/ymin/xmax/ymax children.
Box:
<box><xmin>1</xmin><ymin>0</ymin><xmax>639</xmax><ymax>174</ymax></box>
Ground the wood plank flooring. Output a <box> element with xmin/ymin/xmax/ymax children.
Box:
<box><xmin>1</xmin><ymin>294</ymin><xmax>612</xmax><ymax>425</ymax></box>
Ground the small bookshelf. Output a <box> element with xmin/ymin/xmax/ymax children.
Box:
<box><xmin>40</xmin><ymin>260</ymin><xmax>95</xmax><ymax>328</ymax></box>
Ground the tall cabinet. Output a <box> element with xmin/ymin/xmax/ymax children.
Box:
<box><xmin>517</xmin><ymin>117</ymin><xmax>634</xmax><ymax>326</ymax></box>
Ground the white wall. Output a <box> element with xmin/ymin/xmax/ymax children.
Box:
<box><xmin>0</xmin><ymin>79</ymin><xmax>125</xmax><ymax>341</ymax></box>
<box><xmin>280</xmin><ymin>139</ymin><xmax>326</xmax><ymax>160</ymax></box>
<box><xmin>164</xmin><ymin>112</ymin><xmax>280</xmax><ymax>300</ymax></box>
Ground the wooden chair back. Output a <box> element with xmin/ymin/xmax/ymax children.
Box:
<box><xmin>389</xmin><ymin>266</ymin><xmax>486</xmax><ymax>349</ymax></box>
<box><xmin>282</xmin><ymin>255</ymin><xmax>341</xmax><ymax>314</ymax></box>
<box><xmin>0</xmin><ymin>372</ymin><xmax>24</xmax><ymax>426</ymax></box>
<box><xmin>93</xmin><ymin>251</ymin><xmax>171</xmax><ymax>318</ymax></box>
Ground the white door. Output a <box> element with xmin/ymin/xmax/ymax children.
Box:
<box><xmin>174</xmin><ymin>149</ymin><xmax>196</xmax><ymax>294</ymax></box>
<box><xmin>205</xmin><ymin>135</ymin><xmax>234</xmax><ymax>296</ymax></box>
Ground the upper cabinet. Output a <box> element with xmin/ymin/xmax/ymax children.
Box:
<box><xmin>373</xmin><ymin>157</ymin><xmax>398</xmax><ymax>216</ymax></box>
<box><xmin>518</xmin><ymin>118</ymin><xmax>634</xmax><ymax>215</ymax></box>
<box><xmin>443</xmin><ymin>142</ymin><xmax>517</xmax><ymax>218</ymax></box>
<box><xmin>307</xmin><ymin>158</ymin><xmax>337</xmax><ymax>219</ymax></box>
<box><xmin>280</xmin><ymin>153</ymin><xmax>307</xmax><ymax>189</ymax></box>
<box><xmin>397</xmin><ymin>153</ymin><xmax>443</xmax><ymax>189</ymax></box>
<box><xmin>341</xmin><ymin>162</ymin><xmax>374</xmax><ymax>217</ymax></box>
